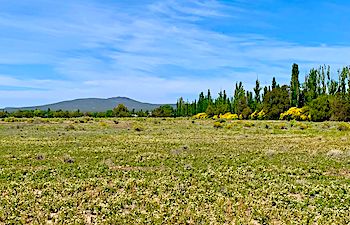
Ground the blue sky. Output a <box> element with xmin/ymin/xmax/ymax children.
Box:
<box><xmin>1</xmin><ymin>0</ymin><xmax>350</xmax><ymax>107</ymax></box>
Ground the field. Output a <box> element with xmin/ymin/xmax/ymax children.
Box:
<box><xmin>0</xmin><ymin>118</ymin><xmax>350</xmax><ymax>224</ymax></box>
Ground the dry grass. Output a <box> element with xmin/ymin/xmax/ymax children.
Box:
<box><xmin>0</xmin><ymin>118</ymin><xmax>349</xmax><ymax>224</ymax></box>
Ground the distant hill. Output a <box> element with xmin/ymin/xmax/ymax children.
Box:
<box><xmin>3</xmin><ymin>97</ymin><xmax>176</xmax><ymax>112</ymax></box>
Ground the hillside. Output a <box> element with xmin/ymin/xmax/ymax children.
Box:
<box><xmin>3</xmin><ymin>97</ymin><xmax>175</xmax><ymax>112</ymax></box>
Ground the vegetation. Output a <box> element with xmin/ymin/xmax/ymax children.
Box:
<box><xmin>1</xmin><ymin>118</ymin><xmax>350</xmax><ymax>223</ymax></box>
<box><xmin>176</xmin><ymin>64</ymin><xmax>350</xmax><ymax>122</ymax></box>
<box><xmin>0</xmin><ymin>104</ymin><xmax>176</xmax><ymax>119</ymax></box>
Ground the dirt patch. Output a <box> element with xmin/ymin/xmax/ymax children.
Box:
<box><xmin>110</xmin><ymin>165</ymin><xmax>164</xmax><ymax>171</ymax></box>
<box><xmin>324</xmin><ymin>169</ymin><xmax>350</xmax><ymax>178</ymax></box>
<box><xmin>288</xmin><ymin>193</ymin><xmax>304</xmax><ymax>202</ymax></box>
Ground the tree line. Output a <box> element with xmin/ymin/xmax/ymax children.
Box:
<box><xmin>0</xmin><ymin>104</ymin><xmax>175</xmax><ymax>118</ymax></box>
<box><xmin>2</xmin><ymin>63</ymin><xmax>350</xmax><ymax>121</ymax></box>
<box><xmin>176</xmin><ymin>64</ymin><xmax>350</xmax><ymax>121</ymax></box>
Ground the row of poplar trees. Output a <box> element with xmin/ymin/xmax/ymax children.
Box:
<box><xmin>176</xmin><ymin>63</ymin><xmax>350</xmax><ymax>121</ymax></box>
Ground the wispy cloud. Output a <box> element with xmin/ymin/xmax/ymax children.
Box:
<box><xmin>0</xmin><ymin>0</ymin><xmax>350</xmax><ymax>107</ymax></box>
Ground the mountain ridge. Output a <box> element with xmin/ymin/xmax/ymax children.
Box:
<box><xmin>2</xmin><ymin>97</ymin><xmax>176</xmax><ymax>112</ymax></box>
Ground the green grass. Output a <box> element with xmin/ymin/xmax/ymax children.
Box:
<box><xmin>0</xmin><ymin>118</ymin><xmax>350</xmax><ymax>224</ymax></box>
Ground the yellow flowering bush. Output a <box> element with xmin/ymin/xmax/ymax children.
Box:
<box><xmin>250</xmin><ymin>111</ymin><xmax>258</xmax><ymax>120</ymax></box>
<box><xmin>219</xmin><ymin>112</ymin><xmax>238</xmax><ymax>120</ymax></box>
<box><xmin>193</xmin><ymin>113</ymin><xmax>208</xmax><ymax>119</ymax></box>
<box><xmin>257</xmin><ymin>110</ymin><xmax>267</xmax><ymax>120</ymax></box>
<box><xmin>280</xmin><ymin>107</ymin><xmax>309</xmax><ymax>121</ymax></box>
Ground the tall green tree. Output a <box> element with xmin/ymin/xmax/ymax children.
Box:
<box><xmin>304</xmin><ymin>68</ymin><xmax>319</xmax><ymax>103</ymax></box>
<box><xmin>338</xmin><ymin>68</ymin><xmax>347</xmax><ymax>95</ymax></box>
<box><xmin>272</xmin><ymin>77</ymin><xmax>277</xmax><ymax>89</ymax></box>
<box><xmin>197</xmin><ymin>92</ymin><xmax>205</xmax><ymax>113</ymax></box>
<box><xmin>290</xmin><ymin>63</ymin><xmax>300</xmax><ymax>107</ymax></box>
<box><xmin>263</xmin><ymin>85</ymin><xmax>290</xmax><ymax>120</ymax></box>
<box><xmin>113</xmin><ymin>104</ymin><xmax>130</xmax><ymax>117</ymax></box>
<box><xmin>233</xmin><ymin>82</ymin><xmax>245</xmax><ymax>114</ymax></box>
<box><xmin>152</xmin><ymin>105</ymin><xmax>174</xmax><ymax>117</ymax></box>
<box><xmin>253</xmin><ymin>79</ymin><xmax>262</xmax><ymax>109</ymax></box>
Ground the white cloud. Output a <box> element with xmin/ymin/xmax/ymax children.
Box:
<box><xmin>0</xmin><ymin>0</ymin><xmax>350</xmax><ymax>107</ymax></box>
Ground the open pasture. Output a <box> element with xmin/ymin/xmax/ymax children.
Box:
<box><xmin>0</xmin><ymin>118</ymin><xmax>349</xmax><ymax>224</ymax></box>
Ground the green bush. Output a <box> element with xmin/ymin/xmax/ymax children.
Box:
<box><xmin>4</xmin><ymin>117</ymin><xmax>17</xmax><ymax>122</ymax></box>
<box><xmin>337</xmin><ymin>122</ymin><xmax>350</xmax><ymax>131</ymax></box>
<box><xmin>133</xmin><ymin>123</ymin><xmax>145</xmax><ymax>132</ymax></box>
<box><xmin>213</xmin><ymin>122</ymin><xmax>224</xmax><ymax>129</ymax></box>
<box><xmin>309</xmin><ymin>96</ymin><xmax>331</xmax><ymax>122</ymax></box>
<box><xmin>65</xmin><ymin>124</ymin><xmax>76</xmax><ymax>130</ymax></box>
<box><xmin>322</xmin><ymin>122</ymin><xmax>331</xmax><ymax>129</ymax></box>
<box><xmin>243</xmin><ymin>121</ymin><xmax>254</xmax><ymax>128</ymax></box>
<box><xmin>297</xmin><ymin>122</ymin><xmax>308</xmax><ymax>130</ymax></box>
<box><xmin>276</xmin><ymin>123</ymin><xmax>287</xmax><ymax>130</ymax></box>
<box><xmin>218</xmin><ymin>119</ymin><xmax>226</xmax><ymax>123</ymax></box>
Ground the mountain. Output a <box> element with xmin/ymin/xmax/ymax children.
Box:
<box><xmin>3</xmin><ymin>97</ymin><xmax>176</xmax><ymax>112</ymax></box>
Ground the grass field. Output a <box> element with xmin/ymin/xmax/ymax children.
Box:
<box><xmin>0</xmin><ymin>118</ymin><xmax>350</xmax><ymax>224</ymax></box>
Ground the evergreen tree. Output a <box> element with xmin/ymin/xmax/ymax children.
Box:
<box><xmin>253</xmin><ymin>79</ymin><xmax>262</xmax><ymax>106</ymax></box>
<box><xmin>272</xmin><ymin>77</ymin><xmax>277</xmax><ymax>89</ymax></box>
<box><xmin>207</xmin><ymin>89</ymin><xmax>213</xmax><ymax>105</ymax></box>
<box><xmin>263</xmin><ymin>85</ymin><xmax>290</xmax><ymax>120</ymax></box>
<box><xmin>263</xmin><ymin>86</ymin><xmax>268</xmax><ymax>101</ymax></box>
<box><xmin>246</xmin><ymin>91</ymin><xmax>254</xmax><ymax>110</ymax></box>
<box><xmin>233</xmin><ymin>82</ymin><xmax>245</xmax><ymax>114</ymax></box>
<box><xmin>197</xmin><ymin>92</ymin><xmax>205</xmax><ymax>113</ymax></box>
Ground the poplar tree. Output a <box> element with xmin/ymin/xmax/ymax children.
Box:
<box><xmin>272</xmin><ymin>77</ymin><xmax>277</xmax><ymax>89</ymax></box>
<box><xmin>253</xmin><ymin>79</ymin><xmax>261</xmax><ymax>105</ymax></box>
<box><xmin>290</xmin><ymin>63</ymin><xmax>300</xmax><ymax>107</ymax></box>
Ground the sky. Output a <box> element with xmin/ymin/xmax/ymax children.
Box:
<box><xmin>0</xmin><ymin>0</ymin><xmax>350</xmax><ymax>107</ymax></box>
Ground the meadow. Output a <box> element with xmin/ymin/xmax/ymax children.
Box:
<box><xmin>0</xmin><ymin>118</ymin><xmax>349</xmax><ymax>224</ymax></box>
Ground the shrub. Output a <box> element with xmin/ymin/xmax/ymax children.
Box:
<box><xmin>220</xmin><ymin>113</ymin><xmax>238</xmax><ymax>120</ymax></box>
<box><xmin>243</xmin><ymin>121</ymin><xmax>254</xmax><ymax>128</ymax></box>
<box><xmin>276</xmin><ymin>123</ymin><xmax>287</xmax><ymax>130</ymax></box>
<box><xmin>290</xmin><ymin>120</ymin><xmax>297</xmax><ymax>127</ymax></box>
<box><xmin>309</xmin><ymin>96</ymin><xmax>331</xmax><ymax>122</ymax></box>
<box><xmin>79</xmin><ymin>117</ymin><xmax>92</xmax><ymax>123</ymax></box>
<box><xmin>241</xmin><ymin>107</ymin><xmax>252</xmax><ymax>119</ymax></box>
<box><xmin>225</xmin><ymin>123</ymin><xmax>234</xmax><ymax>129</ymax></box>
<box><xmin>329</xmin><ymin>96</ymin><xmax>350</xmax><ymax>121</ymax></box>
<box><xmin>322</xmin><ymin>122</ymin><xmax>331</xmax><ymax>129</ymax></box>
<box><xmin>262</xmin><ymin>85</ymin><xmax>290</xmax><ymax>119</ymax></box>
<box><xmin>337</xmin><ymin>122</ymin><xmax>350</xmax><ymax>131</ymax></box>
<box><xmin>4</xmin><ymin>117</ymin><xmax>17</xmax><ymax>122</ymax></box>
<box><xmin>280</xmin><ymin>107</ymin><xmax>309</xmax><ymax>121</ymax></box>
<box><xmin>250</xmin><ymin>111</ymin><xmax>258</xmax><ymax>120</ymax></box>
<box><xmin>99</xmin><ymin>122</ymin><xmax>108</xmax><ymax>127</ymax></box>
<box><xmin>218</xmin><ymin>119</ymin><xmax>226</xmax><ymax>123</ymax></box>
<box><xmin>66</xmin><ymin>124</ymin><xmax>76</xmax><ymax>130</ymax></box>
<box><xmin>193</xmin><ymin>113</ymin><xmax>208</xmax><ymax>119</ymax></box>
<box><xmin>297</xmin><ymin>122</ymin><xmax>308</xmax><ymax>130</ymax></box>
<box><xmin>133</xmin><ymin>124</ymin><xmax>145</xmax><ymax>132</ymax></box>
<box><xmin>213</xmin><ymin>122</ymin><xmax>224</xmax><ymax>129</ymax></box>
<box><xmin>257</xmin><ymin>110</ymin><xmax>267</xmax><ymax>120</ymax></box>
